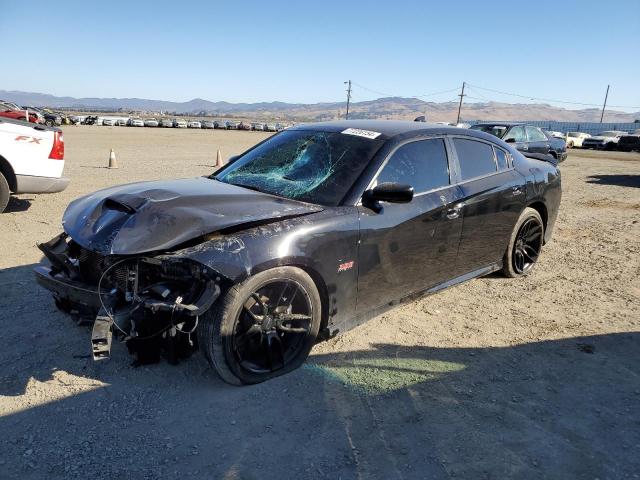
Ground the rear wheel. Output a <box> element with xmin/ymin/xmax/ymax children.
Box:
<box><xmin>0</xmin><ymin>173</ymin><xmax>10</xmax><ymax>213</ymax></box>
<box><xmin>502</xmin><ymin>207</ymin><xmax>544</xmax><ymax>278</ymax></box>
<box><xmin>199</xmin><ymin>267</ymin><xmax>321</xmax><ymax>385</ymax></box>
<box><xmin>567</xmin><ymin>140</ymin><xmax>574</xmax><ymax>148</ymax></box>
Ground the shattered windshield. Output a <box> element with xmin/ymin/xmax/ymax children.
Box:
<box><xmin>214</xmin><ymin>129</ymin><xmax>385</xmax><ymax>206</ymax></box>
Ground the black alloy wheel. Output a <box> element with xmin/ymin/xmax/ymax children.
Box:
<box><xmin>232</xmin><ymin>280</ymin><xmax>313</xmax><ymax>374</ymax></box>
<box><xmin>512</xmin><ymin>217</ymin><xmax>543</xmax><ymax>274</ymax></box>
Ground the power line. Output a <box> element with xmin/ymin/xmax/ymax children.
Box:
<box><xmin>468</xmin><ymin>83</ymin><xmax>640</xmax><ymax>110</ymax></box>
<box><xmin>351</xmin><ymin>82</ymin><xmax>460</xmax><ymax>100</ymax></box>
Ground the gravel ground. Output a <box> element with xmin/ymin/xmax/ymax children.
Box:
<box><xmin>0</xmin><ymin>127</ymin><xmax>639</xmax><ymax>479</ymax></box>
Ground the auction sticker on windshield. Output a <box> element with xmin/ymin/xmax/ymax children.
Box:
<box><xmin>341</xmin><ymin>128</ymin><xmax>382</xmax><ymax>139</ymax></box>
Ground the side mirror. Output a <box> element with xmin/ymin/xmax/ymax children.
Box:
<box><xmin>363</xmin><ymin>183</ymin><xmax>414</xmax><ymax>211</ymax></box>
<box><xmin>504</xmin><ymin>138</ymin><xmax>516</xmax><ymax>143</ymax></box>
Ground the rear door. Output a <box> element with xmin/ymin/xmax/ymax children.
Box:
<box><xmin>451</xmin><ymin>137</ymin><xmax>526</xmax><ymax>274</ymax></box>
<box><xmin>356</xmin><ymin>137</ymin><xmax>464</xmax><ymax>312</ymax></box>
<box><xmin>525</xmin><ymin>126</ymin><xmax>551</xmax><ymax>154</ymax></box>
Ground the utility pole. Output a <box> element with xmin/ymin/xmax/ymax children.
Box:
<box><xmin>600</xmin><ymin>84</ymin><xmax>610</xmax><ymax>123</ymax></box>
<box><xmin>456</xmin><ymin>81</ymin><xmax>466</xmax><ymax>125</ymax></box>
<box><xmin>344</xmin><ymin>80</ymin><xmax>352</xmax><ymax>119</ymax></box>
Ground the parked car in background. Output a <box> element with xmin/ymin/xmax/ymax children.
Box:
<box><xmin>252</xmin><ymin>122</ymin><xmax>265</xmax><ymax>131</ymax></box>
<box><xmin>173</xmin><ymin>119</ymin><xmax>187</xmax><ymax>128</ymax></box>
<box><xmin>127</xmin><ymin>118</ymin><xmax>144</xmax><ymax>127</ymax></box>
<box><xmin>226</xmin><ymin>121</ymin><xmax>239</xmax><ymax>130</ymax></box>
<box><xmin>265</xmin><ymin>123</ymin><xmax>277</xmax><ymax>132</ymax></box>
<box><xmin>22</xmin><ymin>107</ymin><xmax>60</xmax><ymax>127</ymax></box>
<box><xmin>82</xmin><ymin>116</ymin><xmax>98</xmax><ymax>125</ymax></box>
<box><xmin>0</xmin><ymin>102</ymin><xmax>41</xmax><ymax>123</ymax></box>
<box><xmin>275</xmin><ymin>123</ymin><xmax>286</xmax><ymax>131</ymax></box>
<box><xmin>239</xmin><ymin>121</ymin><xmax>252</xmax><ymax>131</ymax></box>
<box><xmin>214</xmin><ymin>120</ymin><xmax>227</xmax><ymax>129</ymax></box>
<box><xmin>616</xmin><ymin>133</ymin><xmax>640</xmax><ymax>152</ymax></box>
<box><xmin>201</xmin><ymin>120</ymin><xmax>215</xmax><ymax>129</ymax></box>
<box><xmin>115</xmin><ymin>118</ymin><xmax>127</xmax><ymax>126</ymax></box>
<box><xmin>0</xmin><ymin>116</ymin><xmax>68</xmax><ymax>212</ymax></box>
<box><xmin>144</xmin><ymin>118</ymin><xmax>159</xmax><ymax>127</ymax></box>
<box><xmin>33</xmin><ymin>120</ymin><xmax>561</xmax><ymax>384</ymax></box>
<box><xmin>545</xmin><ymin>130</ymin><xmax>566</xmax><ymax>140</ymax></box>
<box><xmin>565</xmin><ymin>132</ymin><xmax>591</xmax><ymax>148</ymax></box>
<box><xmin>581</xmin><ymin>131</ymin><xmax>626</xmax><ymax>150</ymax></box>
<box><xmin>102</xmin><ymin>118</ymin><xmax>115</xmax><ymax>126</ymax></box>
<box><xmin>187</xmin><ymin>120</ymin><xmax>202</xmax><ymax>128</ymax></box>
<box><xmin>470</xmin><ymin>122</ymin><xmax>567</xmax><ymax>162</ymax></box>
<box><xmin>159</xmin><ymin>118</ymin><xmax>173</xmax><ymax>128</ymax></box>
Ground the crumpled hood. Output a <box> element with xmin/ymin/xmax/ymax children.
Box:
<box><xmin>63</xmin><ymin>177</ymin><xmax>323</xmax><ymax>255</ymax></box>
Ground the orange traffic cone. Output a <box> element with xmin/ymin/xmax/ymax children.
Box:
<box><xmin>216</xmin><ymin>149</ymin><xmax>224</xmax><ymax>168</ymax></box>
<box><xmin>108</xmin><ymin>149</ymin><xmax>118</xmax><ymax>169</ymax></box>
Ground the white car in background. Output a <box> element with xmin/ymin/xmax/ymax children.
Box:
<box><xmin>102</xmin><ymin>118</ymin><xmax>115</xmax><ymax>126</ymax></box>
<box><xmin>582</xmin><ymin>131</ymin><xmax>626</xmax><ymax>150</ymax></box>
<box><xmin>565</xmin><ymin>132</ymin><xmax>591</xmax><ymax>148</ymax></box>
<box><xmin>0</xmin><ymin>117</ymin><xmax>68</xmax><ymax>212</ymax></box>
<box><xmin>128</xmin><ymin>118</ymin><xmax>144</xmax><ymax>127</ymax></box>
<box><xmin>159</xmin><ymin>118</ymin><xmax>173</xmax><ymax>127</ymax></box>
<box><xmin>265</xmin><ymin>123</ymin><xmax>277</xmax><ymax>132</ymax></box>
<box><xmin>144</xmin><ymin>118</ymin><xmax>159</xmax><ymax>127</ymax></box>
<box><xmin>546</xmin><ymin>130</ymin><xmax>566</xmax><ymax>140</ymax></box>
<box><xmin>115</xmin><ymin>118</ymin><xmax>128</xmax><ymax>126</ymax></box>
<box><xmin>187</xmin><ymin>121</ymin><xmax>201</xmax><ymax>128</ymax></box>
<box><xmin>201</xmin><ymin>120</ymin><xmax>215</xmax><ymax>129</ymax></box>
<box><xmin>252</xmin><ymin>122</ymin><xmax>264</xmax><ymax>131</ymax></box>
<box><xmin>173</xmin><ymin>119</ymin><xmax>187</xmax><ymax>128</ymax></box>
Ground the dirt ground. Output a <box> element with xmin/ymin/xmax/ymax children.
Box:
<box><xmin>1</xmin><ymin>126</ymin><xmax>639</xmax><ymax>479</ymax></box>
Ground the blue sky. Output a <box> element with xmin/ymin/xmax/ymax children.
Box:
<box><xmin>1</xmin><ymin>0</ymin><xmax>639</xmax><ymax>111</ymax></box>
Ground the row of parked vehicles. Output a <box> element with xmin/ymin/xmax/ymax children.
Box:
<box><xmin>541</xmin><ymin>129</ymin><xmax>640</xmax><ymax>152</ymax></box>
<box><xmin>80</xmin><ymin>116</ymin><xmax>291</xmax><ymax>132</ymax></box>
<box><xmin>0</xmin><ymin>101</ymin><xmax>70</xmax><ymax>126</ymax></box>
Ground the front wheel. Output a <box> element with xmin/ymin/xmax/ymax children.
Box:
<box><xmin>0</xmin><ymin>173</ymin><xmax>10</xmax><ymax>213</ymax></box>
<box><xmin>502</xmin><ymin>207</ymin><xmax>544</xmax><ymax>278</ymax></box>
<box><xmin>199</xmin><ymin>267</ymin><xmax>321</xmax><ymax>385</ymax></box>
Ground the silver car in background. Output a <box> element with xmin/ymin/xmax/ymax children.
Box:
<box><xmin>144</xmin><ymin>118</ymin><xmax>159</xmax><ymax>127</ymax></box>
<box><xmin>173</xmin><ymin>119</ymin><xmax>188</xmax><ymax>128</ymax></box>
<box><xmin>187</xmin><ymin>120</ymin><xmax>202</xmax><ymax>128</ymax></box>
<box><xmin>226</xmin><ymin>121</ymin><xmax>239</xmax><ymax>130</ymax></box>
<box><xmin>159</xmin><ymin>118</ymin><xmax>173</xmax><ymax>127</ymax></box>
<box><xmin>201</xmin><ymin>120</ymin><xmax>215</xmax><ymax>129</ymax></box>
<box><xmin>214</xmin><ymin>120</ymin><xmax>227</xmax><ymax>129</ymax></box>
<box><xmin>252</xmin><ymin>122</ymin><xmax>264</xmax><ymax>131</ymax></box>
<box><xmin>128</xmin><ymin>118</ymin><xmax>144</xmax><ymax>127</ymax></box>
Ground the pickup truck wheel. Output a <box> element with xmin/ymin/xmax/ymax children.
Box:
<box><xmin>0</xmin><ymin>173</ymin><xmax>10</xmax><ymax>213</ymax></box>
<box><xmin>199</xmin><ymin>267</ymin><xmax>321</xmax><ymax>385</ymax></box>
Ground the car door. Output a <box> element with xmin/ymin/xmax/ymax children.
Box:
<box><xmin>503</xmin><ymin>125</ymin><xmax>528</xmax><ymax>153</ymax></box>
<box><xmin>525</xmin><ymin>126</ymin><xmax>551</xmax><ymax>154</ymax></box>
<box><xmin>356</xmin><ymin>137</ymin><xmax>464</xmax><ymax>312</ymax></box>
<box><xmin>451</xmin><ymin>137</ymin><xmax>526</xmax><ymax>274</ymax></box>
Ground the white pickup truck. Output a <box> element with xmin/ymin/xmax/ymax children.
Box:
<box><xmin>0</xmin><ymin>117</ymin><xmax>69</xmax><ymax>212</ymax></box>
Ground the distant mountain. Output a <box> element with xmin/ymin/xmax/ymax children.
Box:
<box><xmin>2</xmin><ymin>90</ymin><xmax>638</xmax><ymax>123</ymax></box>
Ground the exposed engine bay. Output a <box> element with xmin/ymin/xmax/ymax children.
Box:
<box><xmin>35</xmin><ymin>232</ymin><xmax>221</xmax><ymax>364</ymax></box>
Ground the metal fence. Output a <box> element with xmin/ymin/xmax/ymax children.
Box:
<box><xmin>467</xmin><ymin>120</ymin><xmax>640</xmax><ymax>135</ymax></box>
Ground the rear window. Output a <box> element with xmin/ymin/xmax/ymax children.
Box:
<box><xmin>453</xmin><ymin>138</ymin><xmax>497</xmax><ymax>181</ymax></box>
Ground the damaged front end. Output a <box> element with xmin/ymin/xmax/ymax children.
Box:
<box><xmin>35</xmin><ymin>232</ymin><xmax>221</xmax><ymax>364</ymax></box>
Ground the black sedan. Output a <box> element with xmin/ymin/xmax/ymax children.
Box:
<box><xmin>34</xmin><ymin>121</ymin><xmax>561</xmax><ymax>385</ymax></box>
<box><xmin>471</xmin><ymin>122</ymin><xmax>567</xmax><ymax>162</ymax></box>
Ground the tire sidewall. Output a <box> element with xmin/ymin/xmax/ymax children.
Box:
<box><xmin>0</xmin><ymin>173</ymin><xmax>10</xmax><ymax>213</ymax></box>
<box><xmin>201</xmin><ymin>267</ymin><xmax>321</xmax><ymax>385</ymax></box>
<box><xmin>503</xmin><ymin>207</ymin><xmax>544</xmax><ymax>278</ymax></box>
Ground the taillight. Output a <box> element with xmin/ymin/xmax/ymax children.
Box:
<box><xmin>48</xmin><ymin>131</ymin><xmax>64</xmax><ymax>160</ymax></box>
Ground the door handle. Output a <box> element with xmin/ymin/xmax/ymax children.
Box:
<box><xmin>446</xmin><ymin>203</ymin><xmax>463</xmax><ymax>219</ymax></box>
<box><xmin>511</xmin><ymin>186</ymin><xmax>523</xmax><ymax>196</ymax></box>
<box><xmin>519</xmin><ymin>144</ymin><xmax>529</xmax><ymax>151</ymax></box>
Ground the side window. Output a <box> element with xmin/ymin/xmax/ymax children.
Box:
<box><xmin>526</xmin><ymin>126</ymin><xmax>547</xmax><ymax>142</ymax></box>
<box><xmin>503</xmin><ymin>126</ymin><xmax>526</xmax><ymax>142</ymax></box>
<box><xmin>376</xmin><ymin>138</ymin><xmax>450</xmax><ymax>193</ymax></box>
<box><xmin>494</xmin><ymin>147</ymin><xmax>509</xmax><ymax>170</ymax></box>
<box><xmin>453</xmin><ymin>138</ymin><xmax>497</xmax><ymax>181</ymax></box>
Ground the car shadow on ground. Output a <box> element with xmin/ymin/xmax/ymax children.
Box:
<box><xmin>586</xmin><ymin>174</ymin><xmax>640</xmax><ymax>188</ymax></box>
<box><xmin>4</xmin><ymin>197</ymin><xmax>32</xmax><ymax>213</ymax></box>
<box><xmin>0</xmin><ymin>263</ymin><xmax>638</xmax><ymax>479</ymax></box>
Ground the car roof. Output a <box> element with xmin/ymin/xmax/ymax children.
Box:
<box><xmin>290</xmin><ymin>120</ymin><xmax>475</xmax><ymax>141</ymax></box>
<box><xmin>472</xmin><ymin>122</ymin><xmax>524</xmax><ymax>127</ymax></box>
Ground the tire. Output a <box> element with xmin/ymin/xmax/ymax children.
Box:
<box><xmin>502</xmin><ymin>207</ymin><xmax>544</xmax><ymax>278</ymax></box>
<box><xmin>567</xmin><ymin>141</ymin><xmax>574</xmax><ymax>149</ymax></box>
<box><xmin>0</xmin><ymin>173</ymin><xmax>10</xmax><ymax>213</ymax></box>
<box><xmin>199</xmin><ymin>266</ymin><xmax>322</xmax><ymax>385</ymax></box>
<box><xmin>45</xmin><ymin>119</ymin><xmax>54</xmax><ymax>127</ymax></box>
